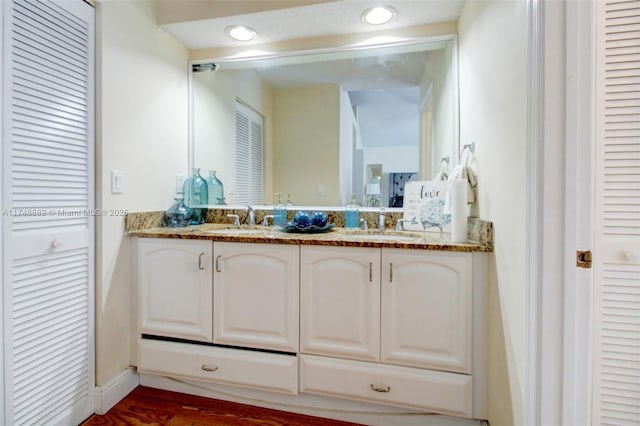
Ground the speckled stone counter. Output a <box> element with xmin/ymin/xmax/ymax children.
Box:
<box><xmin>127</xmin><ymin>218</ymin><xmax>493</xmax><ymax>253</ymax></box>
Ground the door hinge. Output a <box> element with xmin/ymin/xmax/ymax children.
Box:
<box><xmin>576</xmin><ymin>250</ymin><xmax>592</xmax><ymax>269</ymax></box>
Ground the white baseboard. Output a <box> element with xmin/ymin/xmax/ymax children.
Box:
<box><xmin>94</xmin><ymin>367</ymin><xmax>140</xmax><ymax>415</ymax></box>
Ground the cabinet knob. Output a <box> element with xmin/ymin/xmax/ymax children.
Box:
<box><xmin>625</xmin><ymin>250</ymin><xmax>640</xmax><ymax>263</ymax></box>
<box><xmin>201</xmin><ymin>364</ymin><xmax>218</xmax><ymax>372</ymax></box>
<box><xmin>370</xmin><ymin>384</ymin><xmax>391</xmax><ymax>393</ymax></box>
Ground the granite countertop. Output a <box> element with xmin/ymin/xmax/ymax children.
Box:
<box><xmin>128</xmin><ymin>223</ymin><xmax>493</xmax><ymax>253</ymax></box>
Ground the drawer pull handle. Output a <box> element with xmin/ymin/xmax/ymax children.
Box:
<box><xmin>198</xmin><ymin>253</ymin><xmax>205</xmax><ymax>270</ymax></box>
<box><xmin>389</xmin><ymin>262</ymin><xmax>393</xmax><ymax>283</ymax></box>
<box><xmin>201</xmin><ymin>364</ymin><xmax>218</xmax><ymax>372</ymax></box>
<box><xmin>370</xmin><ymin>384</ymin><xmax>391</xmax><ymax>393</ymax></box>
<box><xmin>369</xmin><ymin>262</ymin><xmax>373</xmax><ymax>282</ymax></box>
<box><xmin>215</xmin><ymin>255</ymin><xmax>222</xmax><ymax>272</ymax></box>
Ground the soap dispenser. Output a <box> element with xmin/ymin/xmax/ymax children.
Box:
<box><xmin>273</xmin><ymin>193</ymin><xmax>286</xmax><ymax>226</ymax></box>
<box><xmin>345</xmin><ymin>193</ymin><xmax>360</xmax><ymax>229</ymax></box>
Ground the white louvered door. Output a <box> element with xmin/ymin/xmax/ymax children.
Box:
<box><xmin>593</xmin><ymin>1</ymin><xmax>640</xmax><ymax>425</ymax></box>
<box><xmin>2</xmin><ymin>0</ymin><xmax>95</xmax><ymax>425</ymax></box>
<box><xmin>235</xmin><ymin>100</ymin><xmax>264</xmax><ymax>205</ymax></box>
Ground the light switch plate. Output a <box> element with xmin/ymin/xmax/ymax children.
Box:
<box><xmin>176</xmin><ymin>174</ymin><xmax>186</xmax><ymax>193</ymax></box>
<box><xmin>111</xmin><ymin>170</ymin><xmax>124</xmax><ymax>194</ymax></box>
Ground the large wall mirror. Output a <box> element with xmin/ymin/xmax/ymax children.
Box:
<box><xmin>190</xmin><ymin>36</ymin><xmax>459</xmax><ymax>208</ymax></box>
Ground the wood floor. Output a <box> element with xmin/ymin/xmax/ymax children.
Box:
<box><xmin>82</xmin><ymin>386</ymin><xmax>363</xmax><ymax>426</ymax></box>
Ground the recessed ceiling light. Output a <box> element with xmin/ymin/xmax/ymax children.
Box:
<box><xmin>226</xmin><ymin>25</ymin><xmax>257</xmax><ymax>42</ymax></box>
<box><xmin>362</xmin><ymin>6</ymin><xmax>396</xmax><ymax>25</ymax></box>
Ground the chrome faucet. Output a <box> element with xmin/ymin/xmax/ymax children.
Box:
<box><xmin>246</xmin><ymin>205</ymin><xmax>256</xmax><ymax>226</ymax></box>
<box><xmin>227</xmin><ymin>214</ymin><xmax>240</xmax><ymax>227</ymax></box>
<box><xmin>263</xmin><ymin>215</ymin><xmax>275</xmax><ymax>226</ymax></box>
<box><xmin>378</xmin><ymin>208</ymin><xmax>386</xmax><ymax>230</ymax></box>
<box><xmin>359</xmin><ymin>218</ymin><xmax>368</xmax><ymax>230</ymax></box>
<box><xmin>395</xmin><ymin>217</ymin><xmax>417</xmax><ymax>231</ymax></box>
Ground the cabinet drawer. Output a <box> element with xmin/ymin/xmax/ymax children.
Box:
<box><xmin>138</xmin><ymin>339</ymin><xmax>298</xmax><ymax>395</ymax></box>
<box><xmin>300</xmin><ymin>354</ymin><xmax>472</xmax><ymax>417</ymax></box>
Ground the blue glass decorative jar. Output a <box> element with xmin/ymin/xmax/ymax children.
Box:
<box><xmin>207</xmin><ymin>170</ymin><xmax>226</xmax><ymax>205</ymax></box>
<box><xmin>293</xmin><ymin>211</ymin><xmax>312</xmax><ymax>228</ymax></box>
<box><xmin>311</xmin><ymin>211</ymin><xmax>328</xmax><ymax>227</ymax></box>
<box><xmin>183</xmin><ymin>168</ymin><xmax>208</xmax><ymax>225</ymax></box>
<box><xmin>164</xmin><ymin>197</ymin><xmax>192</xmax><ymax>227</ymax></box>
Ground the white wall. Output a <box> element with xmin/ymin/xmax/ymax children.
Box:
<box><xmin>364</xmin><ymin>146</ymin><xmax>420</xmax><ymax>174</ymax></box>
<box><xmin>423</xmin><ymin>43</ymin><xmax>457</xmax><ymax>178</ymax></box>
<box><xmin>339</xmin><ymin>88</ymin><xmax>357</xmax><ymax>206</ymax></box>
<box><xmin>96</xmin><ymin>0</ymin><xmax>189</xmax><ymax>385</ymax></box>
<box><xmin>458</xmin><ymin>1</ymin><xmax>528</xmax><ymax>425</ymax></box>
<box><xmin>272</xmin><ymin>84</ymin><xmax>341</xmax><ymax>206</ymax></box>
<box><xmin>192</xmin><ymin>69</ymin><xmax>273</xmax><ymax>204</ymax></box>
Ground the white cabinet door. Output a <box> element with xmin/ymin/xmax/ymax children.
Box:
<box><xmin>300</xmin><ymin>246</ymin><xmax>380</xmax><ymax>362</ymax></box>
<box><xmin>137</xmin><ymin>238</ymin><xmax>213</xmax><ymax>342</ymax></box>
<box><xmin>381</xmin><ymin>249</ymin><xmax>472</xmax><ymax>373</ymax></box>
<box><xmin>213</xmin><ymin>242</ymin><xmax>298</xmax><ymax>352</ymax></box>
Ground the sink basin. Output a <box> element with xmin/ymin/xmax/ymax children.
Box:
<box><xmin>204</xmin><ymin>228</ymin><xmax>268</xmax><ymax>236</ymax></box>
<box><xmin>342</xmin><ymin>233</ymin><xmax>421</xmax><ymax>243</ymax></box>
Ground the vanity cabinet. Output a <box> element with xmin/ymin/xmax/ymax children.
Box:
<box><xmin>135</xmin><ymin>236</ymin><xmax>486</xmax><ymax>419</ymax></box>
<box><xmin>300</xmin><ymin>246</ymin><xmax>380</xmax><ymax>361</ymax></box>
<box><xmin>299</xmin><ymin>245</ymin><xmax>474</xmax><ymax>417</ymax></box>
<box><xmin>213</xmin><ymin>242</ymin><xmax>299</xmax><ymax>352</ymax></box>
<box><xmin>137</xmin><ymin>238</ymin><xmax>213</xmax><ymax>342</ymax></box>
<box><xmin>136</xmin><ymin>239</ymin><xmax>299</xmax><ymax>395</ymax></box>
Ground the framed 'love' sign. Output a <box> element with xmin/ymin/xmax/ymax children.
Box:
<box><xmin>402</xmin><ymin>180</ymin><xmax>451</xmax><ymax>233</ymax></box>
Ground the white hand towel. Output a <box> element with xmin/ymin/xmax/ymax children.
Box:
<box><xmin>433</xmin><ymin>157</ymin><xmax>449</xmax><ymax>181</ymax></box>
<box><xmin>444</xmin><ymin>148</ymin><xmax>477</xmax><ymax>214</ymax></box>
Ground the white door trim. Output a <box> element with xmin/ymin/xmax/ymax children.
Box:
<box><xmin>525</xmin><ymin>0</ymin><xmax>588</xmax><ymax>424</ymax></box>
<box><xmin>562</xmin><ymin>0</ymin><xmax>595</xmax><ymax>424</ymax></box>
<box><xmin>525</xmin><ymin>0</ymin><xmax>544</xmax><ymax>423</ymax></box>
<box><xmin>0</xmin><ymin>0</ymin><xmax>5</xmax><ymax>421</ymax></box>
<box><xmin>529</xmin><ymin>1</ymin><xmax>596</xmax><ymax>425</ymax></box>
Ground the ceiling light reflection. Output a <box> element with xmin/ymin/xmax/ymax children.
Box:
<box><xmin>362</xmin><ymin>6</ymin><xmax>396</xmax><ymax>25</ymax></box>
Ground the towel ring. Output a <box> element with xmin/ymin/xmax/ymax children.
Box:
<box><xmin>462</xmin><ymin>142</ymin><xmax>475</xmax><ymax>153</ymax></box>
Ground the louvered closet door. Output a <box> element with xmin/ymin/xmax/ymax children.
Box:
<box><xmin>2</xmin><ymin>0</ymin><xmax>95</xmax><ymax>425</ymax></box>
<box><xmin>593</xmin><ymin>1</ymin><xmax>640</xmax><ymax>425</ymax></box>
<box><xmin>235</xmin><ymin>100</ymin><xmax>264</xmax><ymax>204</ymax></box>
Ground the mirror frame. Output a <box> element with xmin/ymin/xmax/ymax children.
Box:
<box><xmin>188</xmin><ymin>35</ymin><xmax>460</xmax><ymax>210</ymax></box>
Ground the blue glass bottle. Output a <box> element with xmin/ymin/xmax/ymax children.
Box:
<box><xmin>207</xmin><ymin>170</ymin><xmax>226</xmax><ymax>205</ymax></box>
<box><xmin>183</xmin><ymin>168</ymin><xmax>208</xmax><ymax>225</ymax></box>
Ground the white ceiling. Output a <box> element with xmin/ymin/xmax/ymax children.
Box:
<box><xmin>161</xmin><ymin>0</ymin><xmax>465</xmax><ymax>50</ymax></box>
<box><xmin>253</xmin><ymin>49</ymin><xmax>436</xmax><ymax>91</ymax></box>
